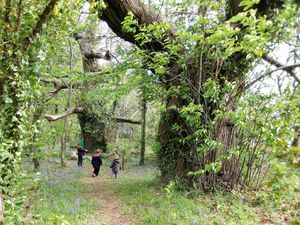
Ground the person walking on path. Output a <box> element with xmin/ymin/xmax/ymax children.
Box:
<box><xmin>110</xmin><ymin>154</ymin><xmax>121</xmax><ymax>179</ymax></box>
<box><xmin>77</xmin><ymin>146</ymin><xmax>88</xmax><ymax>167</ymax></box>
<box><xmin>91</xmin><ymin>150</ymin><xmax>102</xmax><ymax>177</ymax></box>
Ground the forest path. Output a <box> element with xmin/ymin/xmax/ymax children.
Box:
<box><xmin>78</xmin><ymin>164</ymin><xmax>137</xmax><ymax>225</ymax></box>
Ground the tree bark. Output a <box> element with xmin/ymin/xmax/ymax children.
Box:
<box><xmin>139</xmin><ymin>95</ymin><xmax>147</xmax><ymax>166</ymax></box>
<box><xmin>75</xmin><ymin>31</ymin><xmax>109</xmax><ymax>152</ymax></box>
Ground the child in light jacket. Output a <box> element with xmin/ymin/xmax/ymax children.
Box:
<box><xmin>110</xmin><ymin>154</ymin><xmax>121</xmax><ymax>179</ymax></box>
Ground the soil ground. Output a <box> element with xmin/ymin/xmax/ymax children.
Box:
<box><xmin>79</xmin><ymin>164</ymin><xmax>137</xmax><ymax>225</ymax></box>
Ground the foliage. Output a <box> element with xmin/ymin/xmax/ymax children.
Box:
<box><xmin>1</xmin><ymin>0</ymin><xmax>300</xmax><ymax>223</ymax></box>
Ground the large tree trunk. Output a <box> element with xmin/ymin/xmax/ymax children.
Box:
<box><xmin>97</xmin><ymin>0</ymin><xmax>288</xmax><ymax>190</ymax></box>
<box><xmin>98</xmin><ymin>0</ymin><xmax>242</xmax><ymax>187</ymax></box>
<box><xmin>75</xmin><ymin>31</ymin><xmax>108</xmax><ymax>152</ymax></box>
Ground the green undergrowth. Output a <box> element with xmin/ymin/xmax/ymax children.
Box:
<box><xmin>21</xmin><ymin>162</ymin><xmax>95</xmax><ymax>225</ymax></box>
<box><xmin>105</xmin><ymin>170</ymin><xmax>287</xmax><ymax>225</ymax></box>
<box><xmin>15</xmin><ymin>160</ymin><xmax>295</xmax><ymax>225</ymax></box>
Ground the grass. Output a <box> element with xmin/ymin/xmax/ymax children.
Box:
<box><xmin>103</xmin><ymin>168</ymin><xmax>282</xmax><ymax>225</ymax></box>
<box><xmin>18</xmin><ymin>158</ymin><xmax>294</xmax><ymax>225</ymax></box>
<box><xmin>22</xmin><ymin>162</ymin><xmax>96</xmax><ymax>225</ymax></box>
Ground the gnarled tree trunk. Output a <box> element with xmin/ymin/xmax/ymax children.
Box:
<box><xmin>75</xmin><ymin>31</ymin><xmax>108</xmax><ymax>152</ymax></box>
<box><xmin>97</xmin><ymin>0</ymin><xmax>290</xmax><ymax>190</ymax></box>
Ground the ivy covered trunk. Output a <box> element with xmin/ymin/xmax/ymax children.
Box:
<box><xmin>156</xmin><ymin>62</ymin><xmax>243</xmax><ymax>190</ymax></box>
<box><xmin>0</xmin><ymin>74</ymin><xmax>24</xmax><ymax>185</ymax></box>
<box><xmin>97</xmin><ymin>0</ymin><xmax>294</xmax><ymax>190</ymax></box>
<box><xmin>77</xmin><ymin>110</ymin><xmax>107</xmax><ymax>152</ymax></box>
<box><xmin>97</xmin><ymin>0</ymin><xmax>244</xmax><ymax>190</ymax></box>
<box><xmin>0</xmin><ymin>0</ymin><xmax>59</xmax><ymax>188</ymax></box>
<box><xmin>75</xmin><ymin>32</ymin><xmax>108</xmax><ymax>152</ymax></box>
<box><xmin>157</xmin><ymin>105</ymin><xmax>194</xmax><ymax>182</ymax></box>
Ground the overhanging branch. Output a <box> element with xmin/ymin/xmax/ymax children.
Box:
<box><xmin>44</xmin><ymin>107</ymin><xmax>84</xmax><ymax>122</ymax></box>
<box><xmin>40</xmin><ymin>77</ymin><xmax>70</xmax><ymax>101</ymax></box>
<box><xmin>262</xmin><ymin>54</ymin><xmax>300</xmax><ymax>84</ymax></box>
<box><xmin>112</xmin><ymin>117</ymin><xmax>141</xmax><ymax>124</ymax></box>
<box><xmin>40</xmin><ymin>77</ymin><xmax>84</xmax><ymax>101</ymax></box>
<box><xmin>99</xmin><ymin>0</ymin><xmax>175</xmax><ymax>51</ymax></box>
<box><xmin>245</xmin><ymin>62</ymin><xmax>300</xmax><ymax>90</ymax></box>
<box><xmin>44</xmin><ymin>107</ymin><xmax>141</xmax><ymax>125</ymax></box>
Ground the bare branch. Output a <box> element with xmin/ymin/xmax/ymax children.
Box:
<box><xmin>244</xmin><ymin>62</ymin><xmax>300</xmax><ymax>90</ymax></box>
<box><xmin>40</xmin><ymin>77</ymin><xmax>60</xmax><ymax>85</ymax></box>
<box><xmin>83</xmin><ymin>51</ymin><xmax>112</xmax><ymax>60</ymax></box>
<box><xmin>44</xmin><ymin>107</ymin><xmax>84</xmax><ymax>122</ymax></box>
<box><xmin>44</xmin><ymin>107</ymin><xmax>141</xmax><ymax>125</ymax></box>
<box><xmin>40</xmin><ymin>78</ymin><xmax>69</xmax><ymax>101</ymax></box>
<box><xmin>262</xmin><ymin>54</ymin><xmax>300</xmax><ymax>84</ymax></box>
<box><xmin>39</xmin><ymin>77</ymin><xmax>85</xmax><ymax>101</ymax></box>
<box><xmin>112</xmin><ymin>117</ymin><xmax>141</xmax><ymax>124</ymax></box>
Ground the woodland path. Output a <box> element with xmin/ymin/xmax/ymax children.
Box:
<box><xmin>77</xmin><ymin>162</ymin><xmax>137</xmax><ymax>225</ymax></box>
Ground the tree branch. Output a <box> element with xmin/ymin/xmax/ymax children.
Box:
<box><xmin>40</xmin><ymin>77</ymin><xmax>60</xmax><ymax>85</ymax></box>
<box><xmin>112</xmin><ymin>117</ymin><xmax>141</xmax><ymax>124</ymax></box>
<box><xmin>40</xmin><ymin>77</ymin><xmax>69</xmax><ymax>101</ymax></box>
<box><xmin>83</xmin><ymin>51</ymin><xmax>112</xmax><ymax>60</ymax></box>
<box><xmin>44</xmin><ymin>107</ymin><xmax>84</xmax><ymax>122</ymax></box>
<box><xmin>39</xmin><ymin>77</ymin><xmax>84</xmax><ymax>101</ymax></box>
<box><xmin>99</xmin><ymin>0</ymin><xmax>175</xmax><ymax>51</ymax></box>
<box><xmin>244</xmin><ymin>62</ymin><xmax>300</xmax><ymax>90</ymax></box>
<box><xmin>43</xmin><ymin>107</ymin><xmax>141</xmax><ymax>124</ymax></box>
<box><xmin>262</xmin><ymin>54</ymin><xmax>300</xmax><ymax>84</ymax></box>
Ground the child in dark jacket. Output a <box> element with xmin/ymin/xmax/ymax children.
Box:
<box><xmin>110</xmin><ymin>154</ymin><xmax>121</xmax><ymax>179</ymax></box>
<box><xmin>91</xmin><ymin>150</ymin><xmax>102</xmax><ymax>177</ymax></box>
<box><xmin>77</xmin><ymin>146</ymin><xmax>88</xmax><ymax>167</ymax></box>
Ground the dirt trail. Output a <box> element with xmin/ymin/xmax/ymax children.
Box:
<box><xmin>80</xmin><ymin>166</ymin><xmax>137</xmax><ymax>225</ymax></box>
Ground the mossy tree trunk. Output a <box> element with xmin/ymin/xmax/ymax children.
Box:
<box><xmin>77</xmin><ymin>109</ymin><xmax>107</xmax><ymax>152</ymax></box>
<box><xmin>139</xmin><ymin>95</ymin><xmax>147</xmax><ymax>166</ymax></box>
<box><xmin>75</xmin><ymin>31</ymin><xmax>108</xmax><ymax>152</ymax></box>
